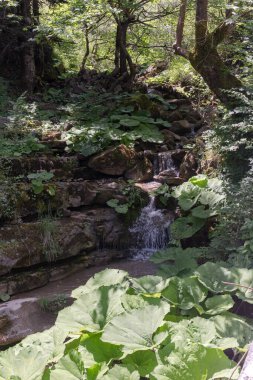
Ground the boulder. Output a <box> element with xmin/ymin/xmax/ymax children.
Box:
<box><xmin>154</xmin><ymin>175</ymin><xmax>184</xmax><ymax>186</ymax></box>
<box><xmin>171</xmin><ymin>120</ymin><xmax>192</xmax><ymax>134</ymax></box>
<box><xmin>7</xmin><ymin>179</ymin><xmax>128</xmax><ymax>220</ymax></box>
<box><xmin>161</xmin><ymin>130</ymin><xmax>183</xmax><ymax>149</ymax></box>
<box><xmin>179</xmin><ymin>152</ymin><xmax>198</xmax><ymax>179</ymax></box>
<box><xmin>0</xmin><ymin>156</ymin><xmax>80</xmax><ymax>179</ymax></box>
<box><xmin>125</xmin><ymin>157</ymin><xmax>153</xmax><ymax>182</ymax></box>
<box><xmin>0</xmin><ymin>209</ymin><xmax>128</xmax><ymax>275</ymax></box>
<box><xmin>88</xmin><ymin>145</ymin><xmax>136</xmax><ymax>175</ymax></box>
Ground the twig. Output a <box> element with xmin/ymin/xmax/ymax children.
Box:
<box><xmin>229</xmin><ymin>350</ymin><xmax>248</xmax><ymax>380</ymax></box>
<box><xmin>222</xmin><ymin>281</ymin><xmax>253</xmax><ymax>292</ymax></box>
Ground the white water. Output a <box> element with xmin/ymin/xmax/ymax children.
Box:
<box><xmin>154</xmin><ymin>152</ymin><xmax>179</xmax><ymax>176</ymax></box>
<box><xmin>129</xmin><ymin>196</ymin><xmax>172</xmax><ymax>260</ymax></box>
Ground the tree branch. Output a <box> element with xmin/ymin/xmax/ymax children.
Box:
<box><xmin>173</xmin><ymin>0</ymin><xmax>189</xmax><ymax>59</ymax></box>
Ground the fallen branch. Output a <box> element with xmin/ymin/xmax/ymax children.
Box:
<box><xmin>238</xmin><ymin>343</ymin><xmax>253</xmax><ymax>380</ymax></box>
<box><xmin>222</xmin><ymin>281</ymin><xmax>253</xmax><ymax>292</ymax></box>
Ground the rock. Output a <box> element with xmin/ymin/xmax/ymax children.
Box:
<box><xmin>0</xmin><ymin>156</ymin><xmax>80</xmax><ymax>179</ymax></box>
<box><xmin>166</xmin><ymin>98</ymin><xmax>191</xmax><ymax>106</ymax></box>
<box><xmin>160</xmin><ymin>110</ymin><xmax>184</xmax><ymax>122</ymax></box>
<box><xmin>162</xmin><ymin>130</ymin><xmax>182</xmax><ymax>148</ymax></box>
<box><xmin>178</xmin><ymin>105</ymin><xmax>202</xmax><ymax>122</ymax></box>
<box><xmin>135</xmin><ymin>181</ymin><xmax>162</xmax><ymax>194</ymax></box>
<box><xmin>0</xmin><ymin>117</ymin><xmax>9</xmax><ymax>128</ymax></box>
<box><xmin>41</xmin><ymin>131</ymin><xmax>62</xmax><ymax>141</ymax></box>
<box><xmin>41</xmin><ymin>140</ymin><xmax>66</xmax><ymax>152</ymax></box>
<box><xmin>0</xmin><ymin>298</ymin><xmax>57</xmax><ymax>347</ymax></box>
<box><xmin>7</xmin><ymin>271</ymin><xmax>50</xmax><ymax>296</ymax></box>
<box><xmin>0</xmin><ymin>209</ymin><xmax>128</xmax><ymax>275</ymax></box>
<box><xmin>154</xmin><ymin>175</ymin><xmax>184</xmax><ymax>186</ymax></box>
<box><xmin>88</xmin><ymin>145</ymin><xmax>136</xmax><ymax>175</ymax></box>
<box><xmin>170</xmin><ymin>149</ymin><xmax>187</xmax><ymax>164</ymax></box>
<box><xmin>0</xmin><ymin>249</ymin><xmax>128</xmax><ymax>298</ymax></box>
<box><xmin>10</xmin><ymin>179</ymin><xmax>128</xmax><ymax>220</ymax></box>
<box><xmin>0</xmin><ymin>315</ymin><xmax>10</xmax><ymax>330</ymax></box>
<box><xmin>125</xmin><ymin>157</ymin><xmax>153</xmax><ymax>182</ymax></box>
<box><xmin>179</xmin><ymin>152</ymin><xmax>198</xmax><ymax>180</ymax></box>
<box><xmin>171</xmin><ymin>120</ymin><xmax>192</xmax><ymax>134</ymax></box>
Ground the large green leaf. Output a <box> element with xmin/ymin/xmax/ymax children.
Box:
<box><xmin>199</xmin><ymin>191</ymin><xmax>225</xmax><ymax>207</ymax></box>
<box><xmin>167</xmin><ymin>317</ymin><xmax>217</xmax><ymax>350</ymax></box>
<box><xmin>211</xmin><ymin>314</ymin><xmax>253</xmax><ymax>348</ymax></box>
<box><xmin>79</xmin><ymin>333</ymin><xmax>123</xmax><ymax>365</ymax></box>
<box><xmin>189</xmin><ymin>175</ymin><xmax>208</xmax><ymax>188</ymax></box>
<box><xmin>0</xmin><ymin>345</ymin><xmax>49</xmax><ymax>380</ymax></box>
<box><xmin>162</xmin><ymin>277</ymin><xmax>208</xmax><ymax>310</ymax></box>
<box><xmin>120</xmin><ymin>118</ymin><xmax>140</xmax><ymax>127</ymax></box>
<box><xmin>49</xmin><ymin>350</ymin><xmax>85</xmax><ymax>380</ymax></box>
<box><xmin>172</xmin><ymin>182</ymin><xmax>201</xmax><ymax>211</ymax></box>
<box><xmin>150</xmin><ymin>247</ymin><xmax>203</xmax><ymax>264</ymax></box>
<box><xmin>121</xmin><ymin>293</ymin><xmax>162</xmax><ymax>312</ymax></box>
<box><xmin>72</xmin><ymin>269</ymin><xmax>129</xmax><ymax>299</ymax></box>
<box><xmin>204</xmin><ymin>294</ymin><xmax>234</xmax><ymax>315</ymax></box>
<box><xmin>150</xmin><ymin>345</ymin><xmax>236</xmax><ymax>380</ymax></box>
<box><xmin>234</xmin><ymin>267</ymin><xmax>253</xmax><ymax>304</ymax></box>
<box><xmin>122</xmin><ymin>350</ymin><xmax>158</xmax><ymax>376</ymax></box>
<box><xmin>101</xmin><ymin>303</ymin><xmax>170</xmax><ymax>352</ymax></box>
<box><xmin>195</xmin><ymin>263</ymin><xmax>238</xmax><ymax>293</ymax></box>
<box><xmin>129</xmin><ymin>275</ymin><xmax>170</xmax><ymax>294</ymax></box>
<box><xmin>170</xmin><ymin>216</ymin><xmax>206</xmax><ymax>240</ymax></box>
<box><xmin>56</xmin><ymin>285</ymin><xmax>125</xmax><ymax>334</ymax></box>
<box><xmin>191</xmin><ymin>205</ymin><xmax>218</xmax><ymax>219</ymax></box>
<box><xmin>102</xmin><ymin>365</ymin><xmax>140</xmax><ymax>380</ymax></box>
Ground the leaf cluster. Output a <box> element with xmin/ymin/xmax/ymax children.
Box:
<box><xmin>2</xmin><ymin>265</ymin><xmax>253</xmax><ymax>379</ymax></box>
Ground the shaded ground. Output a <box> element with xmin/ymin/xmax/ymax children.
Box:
<box><xmin>0</xmin><ymin>259</ymin><xmax>156</xmax><ymax>348</ymax></box>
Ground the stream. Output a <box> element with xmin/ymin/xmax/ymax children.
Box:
<box><xmin>0</xmin><ymin>152</ymin><xmax>177</xmax><ymax>347</ymax></box>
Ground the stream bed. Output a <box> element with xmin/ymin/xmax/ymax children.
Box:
<box><xmin>0</xmin><ymin>258</ymin><xmax>157</xmax><ymax>348</ymax></box>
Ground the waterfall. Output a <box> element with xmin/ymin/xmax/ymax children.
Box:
<box><xmin>129</xmin><ymin>196</ymin><xmax>172</xmax><ymax>260</ymax></box>
<box><xmin>154</xmin><ymin>152</ymin><xmax>179</xmax><ymax>176</ymax></box>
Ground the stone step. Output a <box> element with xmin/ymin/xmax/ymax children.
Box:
<box><xmin>0</xmin><ymin>155</ymin><xmax>96</xmax><ymax>180</ymax></box>
<box><xmin>0</xmin><ymin>249</ymin><xmax>127</xmax><ymax>297</ymax></box>
<box><xmin>0</xmin><ymin>209</ymin><xmax>129</xmax><ymax>276</ymax></box>
<box><xmin>1</xmin><ymin>179</ymin><xmax>138</xmax><ymax>221</ymax></box>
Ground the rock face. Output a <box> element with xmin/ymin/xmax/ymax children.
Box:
<box><xmin>0</xmin><ymin>88</ymin><xmax>203</xmax><ymax>302</ymax></box>
<box><xmin>88</xmin><ymin>145</ymin><xmax>136</xmax><ymax>175</ymax></box>
<box><xmin>0</xmin><ymin>209</ymin><xmax>128</xmax><ymax>276</ymax></box>
<box><xmin>125</xmin><ymin>157</ymin><xmax>153</xmax><ymax>182</ymax></box>
<box><xmin>179</xmin><ymin>152</ymin><xmax>198</xmax><ymax>179</ymax></box>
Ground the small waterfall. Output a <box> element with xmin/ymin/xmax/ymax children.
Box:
<box><xmin>154</xmin><ymin>152</ymin><xmax>179</xmax><ymax>176</ymax></box>
<box><xmin>129</xmin><ymin>196</ymin><xmax>172</xmax><ymax>260</ymax></box>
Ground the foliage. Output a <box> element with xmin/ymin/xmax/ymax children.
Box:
<box><xmin>166</xmin><ymin>175</ymin><xmax>225</xmax><ymax>241</ymax></box>
<box><xmin>0</xmin><ymin>136</ymin><xmax>46</xmax><ymax>158</ymax></box>
<box><xmin>39</xmin><ymin>215</ymin><xmax>61</xmax><ymax>262</ymax></box>
<box><xmin>206</xmin><ymin>162</ymin><xmax>253</xmax><ymax>266</ymax></box>
<box><xmin>27</xmin><ymin>171</ymin><xmax>56</xmax><ymax>196</ymax></box>
<box><xmin>2</xmin><ymin>267</ymin><xmax>253</xmax><ymax>379</ymax></box>
<box><xmin>38</xmin><ymin>294</ymin><xmax>68</xmax><ymax>314</ymax></box>
<box><xmin>64</xmin><ymin>97</ymin><xmax>170</xmax><ymax>156</ymax></box>
<box><xmin>107</xmin><ymin>180</ymin><xmax>145</xmax><ymax>214</ymax></box>
<box><xmin>0</xmin><ymin>77</ymin><xmax>9</xmax><ymax>116</ymax></box>
<box><xmin>208</xmin><ymin>89</ymin><xmax>253</xmax><ymax>181</ymax></box>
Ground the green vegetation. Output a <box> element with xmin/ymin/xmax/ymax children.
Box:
<box><xmin>2</xmin><ymin>267</ymin><xmax>253</xmax><ymax>379</ymax></box>
<box><xmin>0</xmin><ymin>0</ymin><xmax>253</xmax><ymax>378</ymax></box>
<box><xmin>107</xmin><ymin>180</ymin><xmax>145</xmax><ymax>215</ymax></box>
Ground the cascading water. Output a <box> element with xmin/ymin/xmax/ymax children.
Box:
<box><xmin>154</xmin><ymin>152</ymin><xmax>179</xmax><ymax>176</ymax></box>
<box><xmin>129</xmin><ymin>196</ymin><xmax>172</xmax><ymax>260</ymax></box>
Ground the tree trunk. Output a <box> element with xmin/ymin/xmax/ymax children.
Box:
<box><xmin>189</xmin><ymin>46</ymin><xmax>242</xmax><ymax>104</ymax></box>
<box><xmin>113</xmin><ymin>25</ymin><xmax>120</xmax><ymax>74</ymax></box>
<box><xmin>174</xmin><ymin>0</ymin><xmax>242</xmax><ymax>106</ymax></box>
<box><xmin>81</xmin><ymin>26</ymin><xmax>90</xmax><ymax>71</ymax></box>
<box><xmin>119</xmin><ymin>22</ymin><xmax>128</xmax><ymax>75</ymax></box>
<box><xmin>21</xmin><ymin>0</ymin><xmax>36</xmax><ymax>93</ymax></box>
